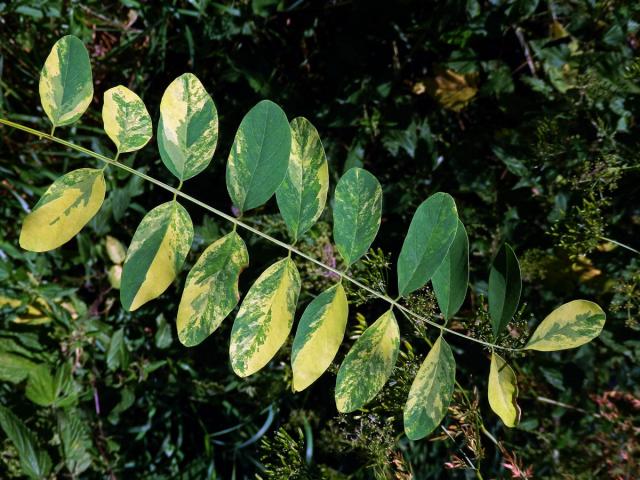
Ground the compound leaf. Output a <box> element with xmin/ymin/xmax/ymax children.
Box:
<box><xmin>488</xmin><ymin>352</ymin><xmax>521</xmax><ymax>427</ymax></box>
<box><xmin>488</xmin><ymin>243</ymin><xmax>521</xmax><ymax>337</ymax></box>
<box><xmin>333</xmin><ymin>167</ymin><xmax>382</xmax><ymax>266</ymax></box>
<box><xmin>525</xmin><ymin>300</ymin><xmax>606</xmax><ymax>351</ymax></box>
<box><xmin>276</xmin><ymin>117</ymin><xmax>329</xmax><ymax>242</ymax></box>
<box><xmin>432</xmin><ymin>219</ymin><xmax>469</xmax><ymax>319</ymax></box>
<box><xmin>403</xmin><ymin>336</ymin><xmax>456</xmax><ymax>440</ymax></box>
<box><xmin>397</xmin><ymin>193</ymin><xmax>458</xmax><ymax>297</ymax></box>
<box><xmin>226</xmin><ymin>100</ymin><xmax>291</xmax><ymax>213</ymax></box>
<box><xmin>230</xmin><ymin>257</ymin><xmax>301</xmax><ymax>377</ymax></box>
<box><xmin>291</xmin><ymin>283</ymin><xmax>348</xmax><ymax>392</ymax></box>
<box><xmin>20</xmin><ymin>168</ymin><xmax>106</xmax><ymax>252</ymax></box>
<box><xmin>158</xmin><ymin>73</ymin><xmax>218</xmax><ymax>181</ymax></box>
<box><xmin>121</xmin><ymin>201</ymin><xmax>193</xmax><ymax>311</ymax></box>
<box><xmin>102</xmin><ymin>85</ymin><xmax>152</xmax><ymax>153</ymax></box>
<box><xmin>335</xmin><ymin>310</ymin><xmax>400</xmax><ymax>413</ymax></box>
<box><xmin>177</xmin><ymin>232</ymin><xmax>249</xmax><ymax>346</ymax></box>
<box><xmin>39</xmin><ymin>35</ymin><xmax>93</xmax><ymax>127</ymax></box>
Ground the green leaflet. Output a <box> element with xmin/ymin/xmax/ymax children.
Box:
<box><xmin>432</xmin><ymin>219</ymin><xmax>469</xmax><ymax>320</ymax></box>
<box><xmin>120</xmin><ymin>201</ymin><xmax>193</xmax><ymax>311</ymax></box>
<box><xmin>20</xmin><ymin>168</ymin><xmax>106</xmax><ymax>252</ymax></box>
<box><xmin>488</xmin><ymin>352</ymin><xmax>521</xmax><ymax>427</ymax></box>
<box><xmin>276</xmin><ymin>117</ymin><xmax>329</xmax><ymax>242</ymax></box>
<box><xmin>335</xmin><ymin>310</ymin><xmax>400</xmax><ymax>413</ymax></box>
<box><xmin>0</xmin><ymin>405</ymin><xmax>52</xmax><ymax>480</ymax></box>
<box><xmin>488</xmin><ymin>243</ymin><xmax>522</xmax><ymax>337</ymax></box>
<box><xmin>39</xmin><ymin>35</ymin><xmax>93</xmax><ymax>127</ymax></box>
<box><xmin>291</xmin><ymin>283</ymin><xmax>349</xmax><ymax>392</ymax></box>
<box><xmin>226</xmin><ymin>100</ymin><xmax>292</xmax><ymax>213</ymax></box>
<box><xmin>403</xmin><ymin>336</ymin><xmax>456</xmax><ymax>440</ymax></box>
<box><xmin>102</xmin><ymin>85</ymin><xmax>152</xmax><ymax>153</ymax></box>
<box><xmin>177</xmin><ymin>232</ymin><xmax>249</xmax><ymax>347</ymax></box>
<box><xmin>397</xmin><ymin>193</ymin><xmax>458</xmax><ymax>297</ymax></box>
<box><xmin>230</xmin><ymin>257</ymin><xmax>301</xmax><ymax>377</ymax></box>
<box><xmin>158</xmin><ymin>73</ymin><xmax>218</xmax><ymax>181</ymax></box>
<box><xmin>525</xmin><ymin>300</ymin><xmax>606</xmax><ymax>351</ymax></box>
<box><xmin>333</xmin><ymin>167</ymin><xmax>382</xmax><ymax>266</ymax></box>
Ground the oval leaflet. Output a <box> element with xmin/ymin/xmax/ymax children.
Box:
<box><xmin>102</xmin><ymin>85</ymin><xmax>153</xmax><ymax>153</ymax></box>
<box><xmin>39</xmin><ymin>35</ymin><xmax>93</xmax><ymax>128</ymax></box>
<box><xmin>333</xmin><ymin>167</ymin><xmax>382</xmax><ymax>266</ymax></box>
<box><xmin>226</xmin><ymin>100</ymin><xmax>291</xmax><ymax>213</ymax></box>
<box><xmin>177</xmin><ymin>232</ymin><xmax>249</xmax><ymax>347</ymax></box>
<box><xmin>525</xmin><ymin>300</ymin><xmax>606</xmax><ymax>351</ymax></box>
<box><xmin>488</xmin><ymin>243</ymin><xmax>522</xmax><ymax>338</ymax></box>
<box><xmin>291</xmin><ymin>283</ymin><xmax>349</xmax><ymax>392</ymax></box>
<box><xmin>230</xmin><ymin>257</ymin><xmax>301</xmax><ymax>377</ymax></box>
<box><xmin>397</xmin><ymin>193</ymin><xmax>458</xmax><ymax>297</ymax></box>
<box><xmin>20</xmin><ymin>168</ymin><xmax>106</xmax><ymax>252</ymax></box>
<box><xmin>158</xmin><ymin>73</ymin><xmax>218</xmax><ymax>181</ymax></box>
<box><xmin>120</xmin><ymin>201</ymin><xmax>194</xmax><ymax>311</ymax></box>
<box><xmin>488</xmin><ymin>352</ymin><xmax>521</xmax><ymax>427</ymax></box>
<box><xmin>335</xmin><ymin>310</ymin><xmax>400</xmax><ymax>413</ymax></box>
<box><xmin>276</xmin><ymin>117</ymin><xmax>329</xmax><ymax>242</ymax></box>
<box><xmin>403</xmin><ymin>336</ymin><xmax>456</xmax><ymax>440</ymax></box>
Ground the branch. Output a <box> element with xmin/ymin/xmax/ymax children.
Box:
<box><xmin>0</xmin><ymin>117</ymin><xmax>519</xmax><ymax>352</ymax></box>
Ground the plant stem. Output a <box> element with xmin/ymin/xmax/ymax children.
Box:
<box><xmin>0</xmin><ymin>117</ymin><xmax>519</xmax><ymax>352</ymax></box>
<box><xmin>600</xmin><ymin>236</ymin><xmax>640</xmax><ymax>255</ymax></box>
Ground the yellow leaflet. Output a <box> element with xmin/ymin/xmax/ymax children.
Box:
<box><xmin>291</xmin><ymin>283</ymin><xmax>349</xmax><ymax>392</ymax></box>
<box><xmin>488</xmin><ymin>352</ymin><xmax>521</xmax><ymax>427</ymax></box>
<box><xmin>102</xmin><ymin>85</ymin><xmax>152</xmax><ymax>153</ymax></box>
<box><xmin>39</xmin><ymin>35</ymin><xmax>93</xmax><ymax>127</ymax></box>
<box><xmin>121</xmin><ymin>202</ymin><xmax>193</xmax><ymax>311</ymax></box>
<box><xmin>230</xmin><ymin>258</ymin><xmax>300</xmax><ymax>377</ymax></box>
<box><xmin>524</xmin><ymin>300</ymin><xmax>606</xmax><ymax>351</ymax></box>
<box><xmin>20</xmin><ymin>168</ymin><xmax>106</xmax><ymax>252</ymax></box>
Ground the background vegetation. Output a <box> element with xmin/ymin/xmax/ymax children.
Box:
<box><xmin>1</xmin><ymin>0</ymin><xmax>639</xmax><ymax>478</ymax></box>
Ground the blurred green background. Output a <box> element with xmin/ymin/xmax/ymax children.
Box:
<box><xmin>0</xmin><ymin>0</ymin><xmax>639</xmax><ymax>478</ymax></box>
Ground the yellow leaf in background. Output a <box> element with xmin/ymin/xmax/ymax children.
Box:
<box><xmin>0</xmin><ymin>296</ymin><xmax>51</xmax><ymax>325</ymax></box>
<box><xmin>105</xmin><ymin>236</ymin><xmax>126</xmax><ymax>264</ymax></box>
<box><xmin>571</xmin><ymin>255</ymin><xmax>601</xmax><ymax>282</ymax></box>
<box><xmin>425</xmin><ymin>68</ymin><xmax>479</xmax><ymax>112</ymax></box>
<box><xmin>550</xmin><ymin>21</ymin><xmax>570</xmax><ymax>40</ymax></box>
<box><xmin>108</xmin><ymin>265</ymin><xmax>122</xmax><ymax>289</ymax></box>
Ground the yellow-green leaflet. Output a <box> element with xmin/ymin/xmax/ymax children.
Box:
<box><xmin>333</xmin><ymin>167</ymin><xmax>382</xmax><ymax>266</ymax></box>
<box><xmin>20</xmin><ymin>168</ymin><xmax>106</xmax><ymax>252</ymax></box>
<box><xmin>524</xmin><ymin>300</ymin><xmax>606</xmax><ymax>351</ymax></box>
<box><xmin>275</xmin><ymin>117</ymin><xmax>329</xmax><ymax>242</ymax></box>
<box><xmin>403</xmin><ymin>336</ymin><xmax>456</xmax><ymax>440</ymax></box>
<box><xmin>230</xmin><ymin>258</ymin><xmax>301</xmax><ymax>377</ymax></box>
<box><xmin>291</xmin><ymin>283</ymin><xmax>349</xmax><ymax>392</ymax></box>
<box><xmin>102</xmin><ymin>86</ymin><xmax>152</xmax><ymax>153</ymax></box>
<box><xmin>39</xmin><ymin>35</ymin><xmax>93</xmax><ymax>127</ymax></box>
<box><xmin>488</xmin><ymin>352</ymin><xmax>520</xmax><ymax>427</ymax></box>
<box><xmin>226</xmin><ymin>100</ymin><xmax>292</xmax><ymax>213</ymax></box>
<box><xmin>157</xmin><ymin>73</ymin><xmax>218</xmax><ymax>181</ymax></box>
<box><xmin>177</xmin><ymin>232</ymin><xmax>249</xmax><ymax>347</ymax></box>
<box><xmin>120</xmin><ymin>202</ymin><xmax>193</xmax><ymax>311</ymax></box>
<box><xmin>335</xmin><ymin>310</ymin><xmax>400</xmax><ymax>413</ymax></box>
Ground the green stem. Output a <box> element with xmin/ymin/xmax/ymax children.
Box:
<box><xmin>0</xmin><ymin>117</ymin><xmax>519</xmax><ymax>352</ymax></box>
<box><xmin>600</xmin><ymin>236</ymin><xmax>640</xmax><ymax>255</ymax></box>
